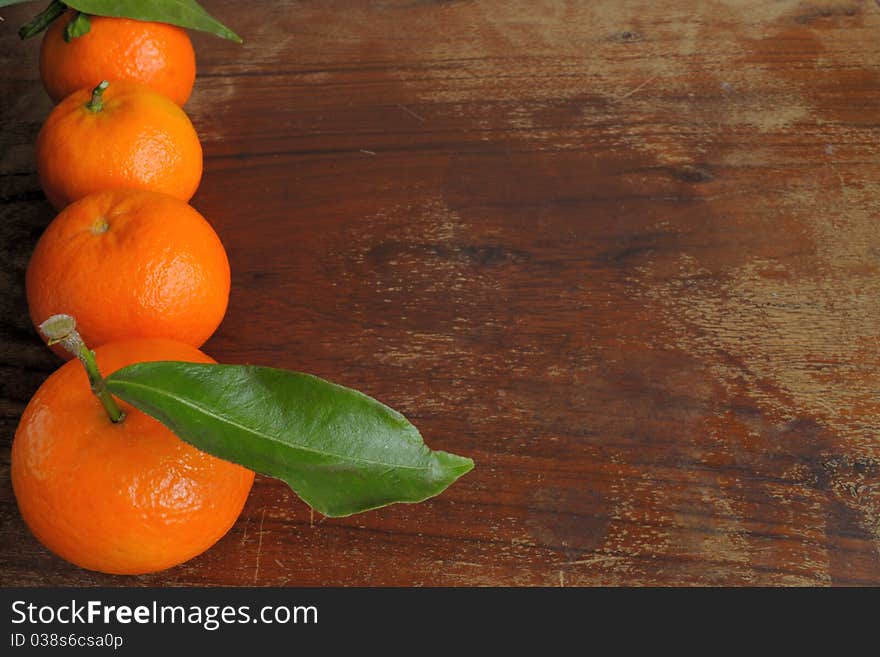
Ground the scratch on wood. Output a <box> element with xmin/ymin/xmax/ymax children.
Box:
<box><xmin>254</xmin><ymin>509</ymin><xmax>266</xmax><ymax>584</ymax></box>
<box><xmin>567</xmin><ymin>554</ymin><xmax>623</xmax><ymax>567</ymax></box>
<box><xmin>619</xmin><ymin>75</ymin><xmax>658</xmax><ymax>99</ymax></box>
<box><xmin>397</xmin><ymin>104</ymin><xmax>426</xmax><ymax>122</ymax></box>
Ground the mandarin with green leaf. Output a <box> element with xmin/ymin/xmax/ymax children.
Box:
<box><xmin>40</xmin><ymin>10</ymin><xmax>196</xmax><ymax>106</ymax></box>
<box><xmin>11</xmin><ymin>329</ymin><xmax>254</xmax><ymax>575</ymax></box>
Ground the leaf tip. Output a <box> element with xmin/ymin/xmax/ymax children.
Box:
<box><xmin>221</xmin><ymin>28</ymin><xmax>243</xmax><ymax>44</ymax></box>
<box><xmin>435</xmin><ymin>451</ymin><xmax>475</xmax><ymax>479</ymax></box>
<box><xmin>454</xmin><ymin>455</ymin><xmax>476</xmax><ymax>474</ymax></box>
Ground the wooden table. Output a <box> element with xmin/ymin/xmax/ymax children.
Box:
<box><xmin>2</xmin><ymin>0</ymin><xmax>880</xmax><ymax>586</ymax></box>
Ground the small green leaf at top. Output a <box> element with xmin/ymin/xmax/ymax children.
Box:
<box><xmin>63</xmin><ymin>11</ymin><xmax>91</xmax><ymax>41</ymax></box>
<box><xmin>105</xmin><ymin>362</ymin><xmax>474</xmax><ymax>517</ymax></box>
<box><xmin>64</xmin><ymin>0</ymin><xmax>242</xmax><ymax>42</ymax></box>
<box><xmin>8</xmin><ymin>0</ymin><xmax>242</xmax><ymax>42</ymax></box>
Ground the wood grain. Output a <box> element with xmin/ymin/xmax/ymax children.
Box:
<box><xmin>2</xmin><ymin>0</ymin><xmax>880</xmax><ymax>586</ymax></box>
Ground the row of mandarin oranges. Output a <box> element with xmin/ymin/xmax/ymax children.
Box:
<box><xmin>12</xmin><ymin>11</ymin><xmax>255</xmax><ymax>575</ymax></box>
<box><xmin>30</xmin><ymin>12</ymin><xmax>231</xmax><ymax>356</ymax></box>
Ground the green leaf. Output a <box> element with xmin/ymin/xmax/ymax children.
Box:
<box><xmin>63</xmin><ymin>11</ymin><xmax>90</xmax><ymax>41</ymax></box>
<box><xmin>17</xmin><ymin>0</ymin><xmax>65</xmax><ymax>40</ymax></box>
<box><xmin>63</xmin><ymin>0</ymin><xmax>242</xmax><ymax>42</ymax></box>
<box><xmin>106</xmin><ymin>362</ymin><xmax>474</xmax><ymax>517</ymax></box>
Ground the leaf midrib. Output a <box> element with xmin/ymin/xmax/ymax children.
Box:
<box><xmin>109</xmin><ymin>378</ymin><xmax>441</xmax><ymax>472</ymax></box>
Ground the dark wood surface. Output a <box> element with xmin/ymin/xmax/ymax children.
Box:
<box><xmin>3</xmin><ymin>0</ymin><xmax>880</xmax><ymax>586</ymax></box>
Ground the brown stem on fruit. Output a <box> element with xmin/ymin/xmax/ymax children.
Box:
<box><xmin>38</xmin><ymin>314</ymin><xmax>125</xmax><ymax>424</ymax></box>
<box><xmin>86</xmin><ymin>80</ymin><xmax>110</xmax><ymax>113</ymax></box>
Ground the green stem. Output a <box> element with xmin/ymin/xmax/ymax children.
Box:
<box><xmin>86</xmin><ymin>81</ymin><xmax>110</xmax><ymax>113</ymax></box>
<box><xmin>39</xmin><ymin>314</ymin><xmax>125</xmax><ymax>424</ymax></box>
<box><xmin>18</xmin><ymin>0</ymin><xmax>66</xmax><ymax>40</ymax></box>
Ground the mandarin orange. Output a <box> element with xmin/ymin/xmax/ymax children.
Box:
<box><xmin>26</xmin><ymin>189</ymin><xmax>230</xmax><ymax>355</ymax></box>
<box><xmin>37</xmin><ymin>80</ymin><xmax>202</xmax><ymax>210</ymax></box>
<box><xmin>40</xmin><ymin>11</ymin><xmax>196</xmax><ymax>106</ymax></box>
<box><xmin>11</xmin><ymin>337</ymin><xmax>254</xmax><ymax>575</ymax></box>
